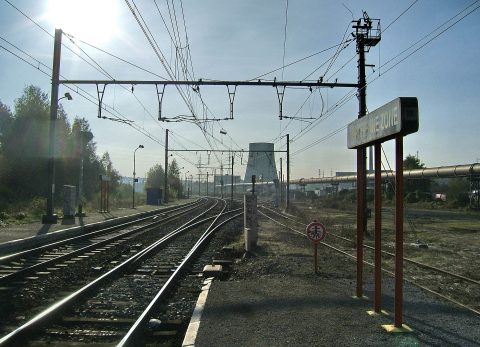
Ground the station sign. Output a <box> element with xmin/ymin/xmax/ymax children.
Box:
<box><xmin>347</xmin><ymin>97</ymin><xmax>419</xmax><ymax>149</ymax></box>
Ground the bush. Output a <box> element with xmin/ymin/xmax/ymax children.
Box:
<box><xmin>29</xmin><ymin>197</ymin><xmax>46</xmax><ymax>217</ymax></box>
<box><xmin>405</xmin><ymin>192</ymin><xmax>419</xmax><ymax>203</ymax></box>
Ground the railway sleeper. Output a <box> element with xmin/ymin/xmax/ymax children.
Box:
<box><xmin>44</xmin><ymin>328</ymin><xmax>124</xmax><ymax>337</ymax></box>
<box><xmin>62</xmin><ymin>316</ymin><xmax>137</xmax><ymax>324</ymax></box>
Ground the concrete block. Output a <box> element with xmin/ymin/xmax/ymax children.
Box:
<box><xmin>203</xmin><ymin>264</ymin><xmax>223</xmax><ymax>277</ymax></box>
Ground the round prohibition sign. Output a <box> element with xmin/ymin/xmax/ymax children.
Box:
<box><xmin>306</xmin><ymin>222</ymin><xmax>327</xmax><ymax>243</ymax></box>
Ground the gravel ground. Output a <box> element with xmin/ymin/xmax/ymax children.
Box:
<box><xmin>194</xmin><ymin>215</ymin><xmax>480</xmax><ymax>346</ymax></box>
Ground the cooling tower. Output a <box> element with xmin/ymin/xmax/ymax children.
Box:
<box><xmin>244</xmin><ymin>143</ymin><xmax>278</xmax><ymax>183</ymax></box>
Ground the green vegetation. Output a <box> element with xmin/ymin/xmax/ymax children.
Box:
<box><xmin>0</xmin><ymin>85</ymin><xmax>183</xmax><ymax>224</ymax></box>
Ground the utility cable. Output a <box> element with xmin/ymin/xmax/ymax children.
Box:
<box><xmin>1</xmin><ymin>37</ymin><xmax>169</xmax><ymax>149</ymax></box>
<box><xmin>3</xmin><ymin>0</ymin><xmax>166</xmax><ymax>137</ymax></box>
<box><xmin>383</xmin><ymin>0</ymin><xmax>419</xmax><ymax>33</ymax></box>
<box><xmin>2</xmin><ymin>0</ymin><xmax>119</xmax><ymax>78</ymax></box>
<box><xmin>281</xmin><ymin>0</ymin><xmax>289</xmax><ymax>80</ymax></box>
<box><xmin>291</xmin><ymin>0</ymin><xmax>479</xmax><ymax>157</ymax></box>
<box><xmin>70</xmin><ymin>36</ymin><xmax>168</xmax><ymax>80</ymax></box>
<box><xmin>250</xmin><ymin>42</ymin><xmax>347</xmax><ymax>81</ymax></box>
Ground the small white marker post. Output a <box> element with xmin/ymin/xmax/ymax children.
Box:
<box><xmin>306</xmin><ymin>220</ymin><xmax>327</xmax><ymax>273</ymax></box>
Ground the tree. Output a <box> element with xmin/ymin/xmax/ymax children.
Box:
<box><xmin>0</xmin><ymin>86</ymin><xmax>127</xmax><ymax>212</ymax></box>
<box><xmin>146</xmin><ymin>164</ymin><xmax>165</xmax><ymax>190</ymax></box>
<box><xmin>168</xmin><ymin>159</ymin><xmax>183</xmax><ymax>199</ymax></box>
<box><xmin>0</xmin><ymin>101</ymin><xmax>14</xmax><ymax>205</ymax></box>
<box><xmin>447</xmin><ymin>178</ymin><xmax>470</xmax><ymax>207</ymax></box>
<box><xmin>403</xmin><ymin>154</ymin><xmax>431</xmax><ymax>201</ymax></box>
<box><xmin>71</xmin><ymin>118</ymin><xmax>99</xmax><ymax>201</ymax></box>
<box><xmin>1</xmin><ymin>86</ymin><xmax>51</xmax><ymax>199</ymax></box>
<box><xmin>0</xmin><ymin>101</ymin><xmax>13</xmax><ymax>151</ymax></box>
<box><xmin>100</xmin><ymin>152</ymin><xmax>121</xmax><ymax>193</ymax></box>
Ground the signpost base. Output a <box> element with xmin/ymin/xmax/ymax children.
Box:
<box><xmin>351</xmin><ymin>295</ymin><xmax>369</xmax><ymax>300</ymax></box>
<box><xmin>382</xmin><ymin>324</ymin><xmax>413</xmax><ymax>333</ymax></box>
<box><xmin>367</xmin><ymin>310</ymin><xmax>389</xmax><ymax>316</ymax></box>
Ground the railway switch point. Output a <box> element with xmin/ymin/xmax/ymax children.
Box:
<box><xmin>382</xmin><ymin>324</ymin><xmax>413</xmax><ymax>333</ymax></box>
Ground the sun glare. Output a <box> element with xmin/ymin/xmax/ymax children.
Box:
<box><xmin>47</xmin><ymin>0</ymin><xmax>118</xmax><ymax>44</ymax></box>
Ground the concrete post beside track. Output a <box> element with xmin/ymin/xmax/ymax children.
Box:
<box><xmin>244</xmin><ymin>194</ymin><xmax>258</xmax><ymax>251</ymax></box>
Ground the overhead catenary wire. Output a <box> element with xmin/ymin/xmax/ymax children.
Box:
<box><xmin>69</xmin><ymin>36</ymin><xmax>168</xmax><ymax>80</ymax></box>
<box><xmin>2</xmin><ymin>0</ymin><xmax>122</xmax><ymax>79</ymax></box>
<box><xmin>289</xmin><ymin>1</ymin><xmax>479</xmax><ymax>156</ymax></box>
<box><xmin>378</xmin><ymin>0</ymin><xmax>480</xmax><ymax>76</ymax></box>
<box><xmin>2</xmin><ymin>0</ymin><xmax>173</xmax><ymax>142</ymax></box>
<box><xmin>126</xmin><ymin>0</ymin><xmax>233</xmax><ymax>163</ymax></box>
<box><xmin>0</xmin><ymin>35</ymin><xmax>170</xmax><ymax>150</ymax></box>
<box><xmin>283</xmin><ymin>1</ymin><xmax>429</xmax><ymax>150</ymax></box>
<box><xmin>382</xmin><ymin>0</ymin><xmax>419</xmax><ymax>33</ymax></box>
<box><xmin>271</xmin><ymin>36</ymin><xmax>355</xmax><ymax>145</ymax></box>
<box><xmin>63</xmin><ymin>32</ymin><xmax>169</xmax><ymax>134</ymax></box>
<box><xmin>281</xmin><ymin>0</ymin><xmax>289</xmax><ymax>80</ymax></box>
<box><xmin>4</xmin><ymin>1</ymin><xmax>476</xmax><ymax>171</ymax></box>
<box><xmin>250</xmin><ymin>42</ymin><xmax>350</xmax><ymax>81</ymax></box>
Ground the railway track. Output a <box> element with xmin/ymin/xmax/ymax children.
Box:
<box><xmin>0</xmin><ymin>199</ymin><xmax>205</xmax><ymax>280</ymax></box>
<box><xmin>0</xmin><ymin>198</ymin><xmax>243</xmax><ymax>345</ymax></box>
<box><xmin>258</xmin><ymin>205</ymin><xmax>480</xmax><ymax>315</ymax></box>
<box><xmin>0</xmin><ymin>199</ymin><xmax>212</xmax><ymax>327</ymax></box>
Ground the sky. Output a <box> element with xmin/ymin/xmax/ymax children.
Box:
<box><xmin>1</xmin><ymin>0</ymin><xmax>479</xmax><ymax>181</ymax></box>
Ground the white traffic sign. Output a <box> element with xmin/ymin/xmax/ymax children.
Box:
<box><xmin>306</xmin><ymin>221</ymin><xmax>327</xmax><ymax>243</ymax></box>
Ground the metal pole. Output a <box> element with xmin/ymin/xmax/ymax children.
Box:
<box><xmin>183</xmin><ymin>174</ymin><xmax>186</xmax><ymax>198</ymax></box>
<box><xmin>133</xmin><ymin>150</ymin><xmax>137</xmax><ymax>208</ymax></box>
<box><xmin>231</xmin><ymin>155</ymin><xmax>234</xmax><ymax>202</ymax></box>
<box><xmin>221</xmin><ymin>164</ymin><xmax>224</xmax><ymax>198</ymax></box>
<box><xmin>164</xmin><ymin>129</ymin><xmax>169</xmax><ymax>203</ymax></box>
<box><xmin>77</xmin><ymin>133</ymin><xmax>84</xmax><ymax>216</ymax></box>
<box><xmin>213</xmin><ymin>169</ymin><xmax>216</xmax><ymax>197</ymax></box>
<box><xmin>280</xmin><ymin>157</ymin><xmax>283</xmax><ymax>207</ymax></box>
<box><xmin>395</xmin><ymin>136</ymin><xmax>404</xmax><ymax>327</ymax></box>
<box><xmin>189</xmin><ymin>176</ymin><xmax>192</xmax><ymax>198</ymax></box>
<box><xmin>43</xmin><ymin>29</ymin><xmax>62</xmax><ymax>224</ymax></box>
<box><xmin>76</xmin><ymin>131</ymin><xmax>92</xmax><ymax>217</ymax></box>
<box><xmin>286</xmin><ymin>134</ymin><xmax>290</xmax><ymax>210</ymax></box>
<box><xmin>206</xmin><ymin>172</ymin><xmax>209</xmax><ymax>196</ymax></box>
<box><xmin>356</xmin><ymin>33</ymin><xmax>367</xmax><ymax>298</ymax></box>
<box><xmin>374</xmin><ymin>142</ymin><xmax>382</xmax><ymax>312</ymax></box>
<box><xmin>198</xmin><ymin>174</ymin><xmax>201</xmax><ymax>196</ymax></box>
<box><xmin>356</xmin><ymin>147</ymin><xmax>366</xmax><ymax>298</ymax></box>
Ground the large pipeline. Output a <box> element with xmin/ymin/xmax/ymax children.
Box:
<box><xmin>292</xmin><ymin>163</ymin><xmax>480</xmax><ymax>185</ymax></box>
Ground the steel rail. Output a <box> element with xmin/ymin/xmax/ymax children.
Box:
<box><xmin>258</xmin><ymin>210</ymin><xmax>480</xmax><ymax>316</ymax></box>
<box><xmin>0</xmin><ymin>199</ymin><xmax>209</xmax><ymax>284</ymax></box>
<box><xmin>118</xmin><ymin>208</ymin><xmax>243</xmax><ymax>346</ymax></box>
<box><xmin>0</xmin><ymin>198</ymin><xmax>223</xmax><ymax>346</ymax></box>
<box><xmin>260</xmin><ymin>206</ymin><xmax>480</xmax><ymax>286</ymax></box>
<box><xmin>0</xmin><ymin>199</ymin><xmax>205</xmax><ymax>264</ymax></box>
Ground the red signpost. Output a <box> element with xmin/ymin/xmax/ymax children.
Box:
<box><xmin>306</xmin><ymin>221</ymin><xmax>327</xmax><ymax>273</ymax></box>
<box><xmin>347</xmin><ymin>97</ymin><xmax>418</xmax><ymax>332</ymax></box>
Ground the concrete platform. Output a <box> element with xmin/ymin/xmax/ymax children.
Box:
<box><xmin>188</xmin><ymin>218</ymin><xmax>480</xmax><ymax>346</ymax></box>
<box><xmin>0</xmin><ymin>201</ymin><xmax>192</xmax><ymax>255</ymax></box>
<box><xmin>192</xmin><ymin>276</ymin><xmax>479</xmax><ymax>346</ymax></box>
